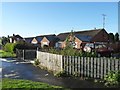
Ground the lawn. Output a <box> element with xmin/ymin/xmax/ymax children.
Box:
<box><xmin>0</xmin><ymin>50</ymin><xmax>16</xmax><ymax>58</ymax></box>
<box><xmin>2</xmin><ymin>78</ymin><xmax>67</xmax><ymax>89</ymax></box>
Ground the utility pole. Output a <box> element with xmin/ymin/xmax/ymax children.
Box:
<box><xmin>102</xmin><ymin>14</ymin><xmax>106</xmax><ymax>29</ymax></box>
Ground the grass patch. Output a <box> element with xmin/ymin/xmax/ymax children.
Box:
<box><xmin>2</xmin><ymin>78</ymin><xmax>67</xmax><ymax>89</ymax></box>
<box><xmin>0</xmin><ymin>50</ymin><xmax>16</xmax><ymax>58</ymax></box>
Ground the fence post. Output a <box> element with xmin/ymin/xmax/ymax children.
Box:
<box><xmin>23</xmin><ymin>50</ymin><xmax>24</xmax><ymax>60</ymax></box>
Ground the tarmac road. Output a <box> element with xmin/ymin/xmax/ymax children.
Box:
<box><xmin>1</xmin><ymin>58</ymin><xmax>107</xmax><ymax>88</ymax></box>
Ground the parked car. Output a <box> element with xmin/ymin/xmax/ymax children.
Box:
<box><xmin>83</xmin><ymin>43</ymin><xmax>114</xmax><ymax>57</ymax></box>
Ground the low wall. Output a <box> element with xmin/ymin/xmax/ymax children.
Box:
<box><xmin>37</xmin><ymin>51</ymin><xmax>63</xmax><ymax>74</ymax></box>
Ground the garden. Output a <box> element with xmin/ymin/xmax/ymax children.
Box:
<box><xmin>1</xmin><ymin>39</ymin><xmax>120</xmax><ymax>88</ymax></box>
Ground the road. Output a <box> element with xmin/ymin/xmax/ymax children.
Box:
<box><xmin>1</xmin><ymin>58</ymin><xmax>106</xmax><ymax>88</ymax></box>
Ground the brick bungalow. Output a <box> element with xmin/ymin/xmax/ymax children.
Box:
<box><xmin>40</xmin><ymin>34</ymin><xmax>59</xmax><ymax>48</ymax></box>
<box><xmin>25</xmin><ymin>36</ymin><xmax>43</xmax><ymax>47</ymax></box>
<box><xmin>25</xmin><ymin>34</ymin><xmax>59</xmax><ymax>48</ymax></box>
<box><xmin>56</xmin><ymin>28</ymin><xmax>110</xmax><ymax>49</ymax></box>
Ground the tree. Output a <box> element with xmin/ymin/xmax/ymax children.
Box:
<box><xmin>108</xmin><ymin>33</ymin><xmax>114</xmax><ymax>42</ymax></box>
<box><xmin>114</xmin><ymin>33</ymin><xmax>119</xmax><ymax>42</ymax></box>
<box><xmin>1</xmin><ymin>36</ymin><xmax>10</xmax><ymax>46</ymax></box>
<box><xmin>65</xmin><ymin>30</ymin><xmax>76</xmax><ymax>49</ymax></box>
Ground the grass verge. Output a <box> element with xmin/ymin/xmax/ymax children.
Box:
<box><xmin>2</xmin><ymin>78</ymin><xmax>67</xmax><ymax>90</ymax></box>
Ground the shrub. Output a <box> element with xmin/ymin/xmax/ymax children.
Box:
<box><xmin>15</xmin><ymin>41</ymin><xmax>36</xmax><ymax>50</ymax></box>
<box><xmin>0</xmin><ymin>50</ymin><xmax>16</xmax><ymax>58</ymax></box>
<box><xmin>48</xmin><ymin>48</ymin><xmax>59</xmax><ymax>54</ymax></box>
<box><xmin>83</xmin><ymin>51</ymin><xmax>97</xmax><ymax>57</ymax></box>
<box><xmin>34</xmin><ymin>59</ymin><xmax>40</xmax><ymax>66</ymax></box>
<box><xmin>4</xmin><ymin>43</ymin><xmax>17</xmax><ymax>53</ymax></box>
<box><xmin>54</xmin><ymin>71</ymin><xmax>67</xmax><ymax>77</ymax></box>
<box><xmin>104</xmin><ymin>70</ymin><xmax>120</xmax><ymax>87</ymax></box>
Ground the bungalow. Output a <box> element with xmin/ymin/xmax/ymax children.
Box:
<box><xmin>33</xmin><ymin>36</ymin><xmax>43</xmax><ymax>47</ymax></box>
<box><xmin>40</xmin><ymin>34</ymin><xmax>59</xmax><ymax>48</ymax></box>
<box><xmin>24</xmin><ymin>34</ymin><xmax>59</xmax><ymax>48</ymax></box>
<box><xmin>24</xmin><ymin>36</ymin><xmax>43</xmax><ymax>47</ymax></box>
<box><xmin>56</xmin><ymin>28</ymin><xmax>110</xmax><ymax>49</ymax></box>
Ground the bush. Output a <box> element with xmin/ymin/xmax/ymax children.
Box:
<box><xmin>15</xmin><ymin>41</ymin><xmax>36</xmax><ymax>50</ymax></box>
<box><xmin>104</xmin><ymin>70</ymin><xmax>120</xmax><ymax>87</ymax></box>
<box><xmin>46</xmin><ymin>47</ymin><xmax>97</xmax><ymax>57</ymax></box>
<box><xmin>34</xmin><ymin>59</ymin><xmax>40</xmax><ymax>66</ymax></box>
<box><xmin>0</xmin><ymin>50</ymin><xmax>16</xmax><ymax>58</ymax></box>
<box><xmin>54</xmin><ymin>71</ymin><xmax>67</xmax><ymax>77</ymax></box>
<box><xmin>48</xmin><ymin>48</ymin><xmax>59</xmax><ymax>54</ymax></box>
<box><xmin>4</xmin><ymin>43</ymin><xmax>17</xmax><ymax>53</ymax></box>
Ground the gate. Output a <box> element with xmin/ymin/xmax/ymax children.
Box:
<box><xmin>16</xmin><ymin>49</ymin><xmax>37</xmax><ymax>60</ymax></box>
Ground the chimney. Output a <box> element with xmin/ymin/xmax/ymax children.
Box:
<box><xmin>13</xmin><ymin>34</ymin><xmax>15</xmax><ymax>36</ymax></box>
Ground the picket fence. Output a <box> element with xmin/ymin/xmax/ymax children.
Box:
<box><xmin>37</xmin><ymin>51</ymin><xmax>120</xmax><ymax>79</ymax></box>
<box><xmin>62</xmin><ymin>56</ymin><xmax>120</xmax><ymax>79</ymax></box>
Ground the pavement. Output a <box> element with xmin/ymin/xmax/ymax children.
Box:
<box><xmin>1</xmin><ymin>58</ymin><xmax>107</xmax><ymax>88</ymax></box>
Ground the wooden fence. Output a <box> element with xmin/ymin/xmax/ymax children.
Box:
<box><xmin>37</xmin><ymin>51</ymin><xmax>120</xmax><ymax>79</ymax></box>
<box><xmin>62</xmin><ymin>56</ymin><xmax>120</xmax><ymax>79</ymax></box>
<box><xmin>37</xmin><ymin>51</ymin><xmax>63</xmax><ymax>73</ymax></box>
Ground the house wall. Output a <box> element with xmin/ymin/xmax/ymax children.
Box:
<box><xmin>9</xmin><ymin>38</ymin><xmax>13</xmax><ymax>43</ymax></box>
<box><xmin>74</xmin><ymin>37</ymin><xmax>82</xmax><ymax>49</ymax></box>
<box><xmin>49</xmin><ymin>41</ymin><xmax>56</xmax><ymax>47</ymax></box>
<box><xmin>13</xmin><ymin>39</ymin><xmax>17</xmax><ymax>43</ymax></box>
<box><xmin>59</xmin><ymin>37</ymin><xmax>82</xmax><ymax>49</ymax></box>
<box><xmin>31</xmin><ymin>38</ymin><xmax>38</xmax><ymax>44</ymax></box>
<box><xmin>61</xmin><ymin>41</ymin><xmax>66</xmax><ymax>48</ymax></box>
<box><xmin>41</xmin><ymin>37</ymin><xmax>50</xmax><ymax>47</ymax></box>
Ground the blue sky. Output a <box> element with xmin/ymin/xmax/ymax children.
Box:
<box><xmin>2</xmin><ymin>2</ymin><xmax>118</xmax><ymax>38</ymax></box>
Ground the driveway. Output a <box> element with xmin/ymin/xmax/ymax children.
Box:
<box><xmin>1</xmin><ymin>58</ymin><xmax>106</xmax><ymax>88</ymax></box>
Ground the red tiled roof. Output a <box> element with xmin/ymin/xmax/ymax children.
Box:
<box><xmin>57</xmin><ymin>28</ymin><xmax>104</xmax><ymax>41</ymax></box>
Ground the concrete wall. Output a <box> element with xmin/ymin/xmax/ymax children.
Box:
<box><xmin>37</xmin><ymin>51</ymin><xmax>63</xmax><ymax>74</ymax></box>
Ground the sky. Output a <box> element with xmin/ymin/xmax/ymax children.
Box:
<box><xmin>1</xmin><ymin>2</ymin><xmax>118</xmax><ymax>38</ymax></box>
